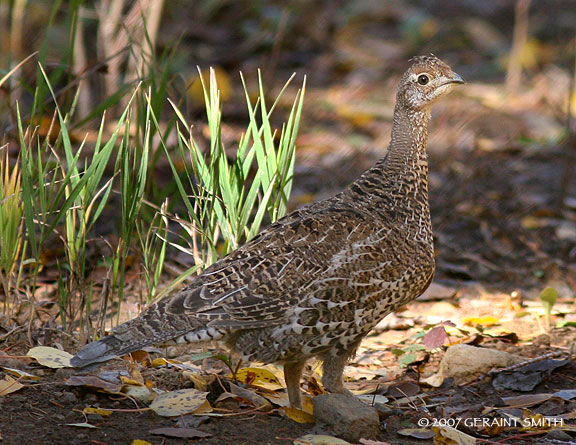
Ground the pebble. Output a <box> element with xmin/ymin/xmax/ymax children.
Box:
<box><xmin>60</xmin><ymin>391</ymin><xmax>77</xmax><ymax>404</ymax></box>
<box><xmin>544</xmin><ymin>429</ymin><xmax>573</xmax><ymax>442</ymax></box>
<box><xmin>84</xmin><ymin>394</ymin><xmax>98</xmax><ymax>403</ymax></box>
<box><xmin>313</xmin><ymin>393</ymin><xmax>380</xmax><ymax>442</ymax></box>
<box><xmin>533</xmin><ymin>333</ymin><xmax>551</xmax><ymax>346</ymax></box>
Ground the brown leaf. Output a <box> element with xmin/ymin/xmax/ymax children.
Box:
<box><xmin>422</xmin><ymin>326</ymin><xmax>449</xmax><ymax>349</ymax></box>
<box><xmin>229</xmin><ymin>382</ymin><xmax>273</xmax><ymax>410</ymax></box>
<box><xmin>65</xmin><ymin>375</ymin><xmax>123</xmax><ymax>393</ymax></box>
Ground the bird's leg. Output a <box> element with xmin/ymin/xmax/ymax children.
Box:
<box><xmin>284</xmin><ymin>360</ymin><xmax>306</xmax><ymax>409</ymax></box>
<box><xmin>321</xmin><ymin>344</ymin><xmax>360</xmax><ymax>395</ymax></box>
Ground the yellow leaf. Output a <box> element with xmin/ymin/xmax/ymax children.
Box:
<box><xmin>120</xmin><ymin>376</ymin><xmax>143</xmax><ymax>386</ymax></box>
<box><xmin>229</xmin><ymin>367</ymin><xmax>284</xmax><ymax>390</ymax></box>
<box><xmin>132</xmin><ymin>441</ymin><xmax>152</xmax><ymax>445</ymax></box>
<box><xmin>521</xmin><ymin>216</ymin><xmax>546</xmax><ymax>229</ymax></box>
<box><xmin>149</xmin><ymin>357</ymin><xmax>180</xmax><ymax>368</ymax></box>
<box><xmin>302</xmin><ymin>395</ymin><xmax>314</xmax><ymax>415</ymax></box>
<box><xmin>285</xmin><ymin>407</ymin><xmax>315</xmax><ymax>424</ymax></box>
<box><xmin>0</xmin><ymin>376</ymin><xmax>24</xmax><ymax>395</ymax></box>
<box><xmin>1</xmin><ymin>367</ymin><xmax>41</xmax><ymax>381</ymax></box>
<box><xmin>149</xmin><ymin>388</ymin><xmax>209</xmax><ymax>417</ymax></box>
<box><xmin>294</xmin><ymin>434</ymin><xmax>350</xmax><ymax>444</ymax></box>
<box><xmin>187</xmin><ymin>66</ymin><xmax>232</xmax><ymax>104</ymax></box>
<box><xmin>433</xmin><ymin>425</ymin><xmax>477</xmax><ymax>445</ymax></box>
<box><xmin>462</xmin><ymin>316</ymin><xmax>500</xmax><ymax>327</ymax></box>
<box><xmin>83</xmin><ymin>407</ymin><xmax>113</xmax><ymax>417</ymax></box>
<box><xmin>192</xmin><ymin>399</ymin><xmax>213</xmax><ymax>414</ymax></box>
<box><xmin>27</xmin><ymin>346</ymin><xmax>73</xmax><ymax>368</ymax></box>
<box><xmin>182</xmin><ymin>371</ymin><xmax>214</xmax><ymax>392</ymax></box>
<box><xmin>124</xmin><ymin>385</ymin><xmax>155</xmax><ymax>403</ymax></box>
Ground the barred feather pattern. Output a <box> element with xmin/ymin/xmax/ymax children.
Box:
<box><xmin>71</xmin><ymin>56</ymin><xmax>464</xmax><ymax>408</ymax></box>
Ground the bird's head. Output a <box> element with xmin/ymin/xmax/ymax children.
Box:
<box><xmin>397</xmin><ymin>55</ymin><xmax>465</xmax><ymax>111</ymax></box>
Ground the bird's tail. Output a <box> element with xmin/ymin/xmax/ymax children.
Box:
<box><xmin>70</xmin><ymin>301</ymin><xmax>197</xmax><ymax>367</ymax></box>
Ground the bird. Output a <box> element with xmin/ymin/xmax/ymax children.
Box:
<box><xmin>71</xmin><ymin>55</ymin><xmax>465</xmax><ymax>409</ymax></box>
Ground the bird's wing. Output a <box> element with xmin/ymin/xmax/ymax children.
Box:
<box><xmin>160</xmin><ymin>205</ymin><xmax>392</xmax><ymax>329</ymax></box>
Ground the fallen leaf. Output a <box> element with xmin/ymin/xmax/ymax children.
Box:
<box><xmin>493</xmin><ymin>359</ymin><xmax>570</xmax><ymax>392</ymax></box>
<box><xmin>126</xmin><ymin>350</ymin><xmax>149</xmax><ymax>363</ymax></box>
<box><xmin>0</xmin><ymin>375</ymin><xmax>24</xmax><ymax>395</ymax></box>
<box><xmin>229</xmin><ymin>382</ymin><xmax>273</xmax><ymax>410</ymax></box>
<box><xmin>261</xmin><ymin>391</ymin><xmax>290</xmax><ymax>407</ymax></box>
<box><xmin>230</xmin><ymin>367</ymin><xmax>284</xmax><ymax>391</ymax></box>
<box><xmin>433</xmin><ymin>425</ymin><xmax>476</xmax><ymax>445</ymax></box>
<box><xmin>285</xmin><ymin>407</ymin><xmax>315</xmax><ymax>424</ymax></box>
<box><xmin>149</xmin><ymin>388</ymin><xmax>209</xmax><ymax>417</ymax></box>
<box><xmin>1</xmin><ymin>367</ymin><xmax>41</xmax><ymax>381</ymax></box>
<box><xmin>182</xmin><ymin>371</ymin><xmax>215</xmax><ymax>392</ymax></box>
<box><xmin>397</xmin><ymin>428</ymin><xmax>435</xmax><ymax>439</ymax></box>
<box><xmin>501</xmin><ymin>393</ymin><xmax>553</xmax><ymax>408</ymax></box>
<box><xmin>124</xmin><ymin>384</ymin><xmax>155</xmax><ymax>402</ymax></box>
<box><xmin>65</xmin><ymin>423</ymin><xmax>97</xmax><ymax>429</ymax></box>
<box><xmin>27</xmin><ymin>346</ymin><xmax>73</xmax><ymax>368</ymax></box>
<box><xmin>359</xmin><ymin>440</ymin><xmax>391</xmax><ymax>445</ymax></box>
<box><xmin>357</xmin><ymin>394</ymin><xmax>389</xmax><ymax>405</ymax></box>
<box><xmin>131</xmin><ymin>440</ymin><xmax>152</xmax><ymax>445</ymax></box>
<box><xmin>120</xmin><ymin>376</ymin><xmax>143</xmax><ymax>386</ymax></box>
<box><xmin>553</xmin><ymin>389</ymin><xmax>576</xmax><ymax>400</ymax></box>
<box><xmin>306</xmin><ymin>376</ymin><xmax>325</xmax><ymax>396</ymax></box>
<box><xmin>65</xmin><ymin>375</ymin><xmax>123</xmax><ymax>393</ymax></box>
<box><xmin>398</xmin><ymin>352</ymin><xmax>422</xmax><ymax>367</ymax></box>
<box><xmin>461</xmin><ymin>316</ymin><xmax>500</xmax><ymax>327</ymax></box>
<box><xmin>175</xmin><ymin>415</ymin><xmax>209</xmax><ymax>428</ymax></box>
<box><xmin>422</xmin><ymin>326</ymin><xmax>450</xmax><ymax>349</ymax></box>
<box><xmin>294</xmin><ymin>434</ymin><xmax>350</xmax><ymax>444</ymax></box>
<box><xmin>191</xmin><ymin>400</ymin><xmax>214</xmax><ymax>414</ymax></box>
<box><xmin>150</xmin><ymin>427</ymin><xmax>212</xmax><ymax>438</ymax></box>
<box><xmin>388</xmin><ymin>381</ymin><xmax>420</xmax><ymax>398</ymax></box>
<box><xmin>186</xmin><ymin>352</ymin><xmax>216</xmax><ymax>361</ymax></box>
<box><xmin>83</xmin><ymin>407</ymin><xmax>113</xmax><ymax>417</ymax></box>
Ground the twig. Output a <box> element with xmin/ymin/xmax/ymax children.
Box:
<box><xmin>506</xmin><ymin>0</ymin><xmax>531</xmax><ymax>93</ymax></box>
<box><xmin>0</xmin><ymin>325</ymin><xmax>25</xmax><ymax>341</ymax></box>
<box><xmin>464</xmin><ymin>348</ymin><xmax>572</xmax><ymax>386</ymax></box>
<box><xmin>557</xmin><ymin>35</ymin><xmax>576</xmax><ymax>209</ymax></box>
<box><xmin>486</xmin><ymin>349</ymin><xmax>570</xmax><ymax>377</ymax></box>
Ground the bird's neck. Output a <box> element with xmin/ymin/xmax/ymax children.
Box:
<box><xmin>342</xmin><ymin>105</ymin><xmax>432</xmax><ymax>216</ymax></box>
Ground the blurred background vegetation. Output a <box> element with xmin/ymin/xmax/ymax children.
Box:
<box><xmin>0</xmin><ymin>0</ymin><xmax>575</xmax><ymax>347</ymax></box>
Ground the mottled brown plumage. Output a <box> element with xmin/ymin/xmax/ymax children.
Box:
<box><xmin>72</xmin><ymin>55</ymin><xmax>464</xmax><ymax>408</ymax></box>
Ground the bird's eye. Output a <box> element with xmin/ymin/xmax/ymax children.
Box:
<box><xmin>417</xmin><ymin>74</ymin><xmax>429</xmax><ymax>85</ymax></box>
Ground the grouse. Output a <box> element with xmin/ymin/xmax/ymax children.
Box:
<box><xmin>71</xmin><ymin>55</ymin><xmax>465</xmax><ymax>409</ymax></box>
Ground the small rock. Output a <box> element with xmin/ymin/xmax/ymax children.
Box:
<box><xmin>313</xmin><ymin>393</ymin><xmax>380</xmax><ymax>442</ymax></box>
<box><xmin>166</xmin><ymin>346</ymin><xmax>179</xmax><ymax>358</ymax></box>
<box><xmin>533</xmin><ymin>334</ymin><xmax>551</xmax><ymax>346</ymax></box>
<box><xmin>84</xmin><ymin>394</ymin><xmax>98</xmax><ymax>403</ymax></box>
<box><xmin>421</xmin><ymin>344</ymin><xmax>526</xmax><ymax>387</ymax></box>
<box><xmin>54</xmin><ymin>368</ymin><xmax>76</xmax><ymax>379</ymax></box>
<box><xmin>545</xmin><ymin>429</ymin><xmax>573</xmax><ymax>442</ymax></box>
<box><xmin>59</xmin><ymin>391</ymin><xmax>77</xmax><ymax>404</ymax></box>
<box><xmin>556</xmin><ymin>222</ymin><xmax>576</xmax><ymax>241</ymax></box>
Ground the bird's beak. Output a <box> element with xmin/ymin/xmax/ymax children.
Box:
<box><xmin>449</xmin><ymin>73</ymin><xmax>465</xmax><ymax>84</ymax></box>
